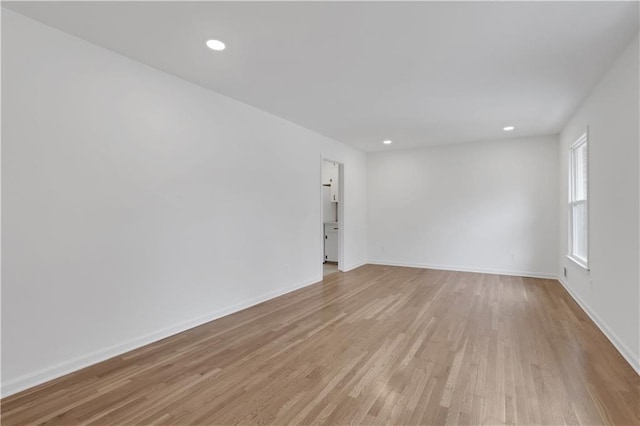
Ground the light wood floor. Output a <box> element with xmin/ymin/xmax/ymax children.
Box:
<box><xmin>2</xmin><ymin>265</ymin><xmax>639</xmax><ymax>425</ymax></box>
<box><xmin>323</xmin><ymin>262</ymin><xmax>339</xmax><ymax>276</ymax></box>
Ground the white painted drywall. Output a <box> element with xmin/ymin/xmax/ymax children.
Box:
<box><xmin>558</xmin><ymin>34</ymin><xmax>639</xmax><ymax>372</ymax></box>
<box><xmin>367</xmin><ymin>136</ymin><xmax>559</xmax><ymax>278</ymax></box>
<box><xmin>1</xmin><ymin>10</ymin><xmax>367</xmax><ymax>396</ymax></box>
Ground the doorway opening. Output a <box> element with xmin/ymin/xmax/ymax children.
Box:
<box><xmin>321</xmin><ymin>159</ymin><xmax>343</xmax><ymax>277</ymax></box>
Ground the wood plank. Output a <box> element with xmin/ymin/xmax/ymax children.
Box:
<box><xmin>2</xmin><ymin>265</ymin><xmax>638</xmax><ymax>425</ymax></box>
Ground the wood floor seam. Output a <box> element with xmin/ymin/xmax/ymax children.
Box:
<box><xmin>1</xmin><ymin>265</ymin><xmax>638</xmax><ymax>425</ymax></box>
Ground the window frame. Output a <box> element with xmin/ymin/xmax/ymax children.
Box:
<box><xmin>568</xmin><ymin>131</ymin><xmax>589</xmax><ymax>270</ymax></box>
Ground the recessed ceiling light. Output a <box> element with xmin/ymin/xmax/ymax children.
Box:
<box><xmin>503</xmin><ymin>126</ymin><xmax>515</xmax><ymax>131</ymax></box>
<box><xmin>206</xmin><ymin>40</ymin><xmax>226</xmax><ymax>51</ymax></box>
<box><xmin>383</xmin><ymin>140</ymin><xmax>392</xmax><ymax>144</ymax></box>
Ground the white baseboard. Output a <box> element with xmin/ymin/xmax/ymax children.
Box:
<box><xmin>341</xmin><ymin>260</ymin><xmax>367</xmax><ymax>272</ymax></box>
<box><xmin>556</xmin><ymin>276</ymin><xmax>640</xmax><ymax>376</ymax></box>
<box><xmin>368</xmin><ymin>260</ymin><xmax>557</xmax><ymax>279</ymax></box>
<box><xmin>370</xmin><ymin>260</ymin><xmax>639</xmax><ymax>375</ymax></box>
<box><xmin>1</xmin><ymin>275</ymin><xmax>322</xmax><ymax>398</ymax></box>
<box><xmin>5</xmin><ymin>266</ymin><xmax>637</xmax><ymax>398</ymax></box>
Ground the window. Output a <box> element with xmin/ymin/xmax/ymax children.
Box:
<box><xmin>569</xmin><ymin>132</ymin><xmax>588</xmax><ymax>268</ymax></box>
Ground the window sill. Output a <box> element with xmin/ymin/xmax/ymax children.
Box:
<box><xmin>567</xmin><ymin>255</ymin><xmax>589</xmax><ymax>272</ymax></box>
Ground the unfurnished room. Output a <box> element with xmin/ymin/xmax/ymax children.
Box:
<box><xmin>1</xmin><ymin>1</ymin><xmax>639</xmax><ymax>425</ymax></box>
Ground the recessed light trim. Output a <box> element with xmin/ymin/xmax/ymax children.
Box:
<box><xmin>383</xmin><ymin>140</ymin><xmax>393</xmax><ymax>144</ymax></box>
<box><xmin>503</xmin><ymin>126</ymin><xmax>515</xmax><ymax>131</ymax></box>
<box><xmin>206</xmin><ymin>40</ymin><xmax>226</xmax><ymax>51</ymax></box>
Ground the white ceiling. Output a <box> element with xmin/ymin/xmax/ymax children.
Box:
<box><xmin>4</xmin><ymin>1</ymin><xmax>639</xmax><ymax>151</ymax></box>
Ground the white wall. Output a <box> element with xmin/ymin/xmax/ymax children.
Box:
<box><xmin>368</xmin><ymin>136</ymin><xmax>559</xmax><ymax>278</ymax></box>
<box><xmin>3</xmin><ymin>6</ymin><xmax>637</xmax><ymax>399</ymax></box>
<box><xmin>1</xmin><ymin>10</ymin><xmax>367</xmax><ymax>396</ymax></box>
<box><xmin>558</xmin><ymin>34</ymin><xmax>639</xmax><ymax>373</ymax></box>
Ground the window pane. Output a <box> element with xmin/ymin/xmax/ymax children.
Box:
<box><xmin>574</xmin><ymin>143</ymin><xmax>587</xmax><ymax>201</ymax></box>
<box><xmin>569</xmin><ymin>133</ymin><xmax>588</xmax><ymax>266</ymax></box>
<box><xmin>572</xmin><ymin>202</ymin><xmax>587</xmax><ymax>261</ymax></box>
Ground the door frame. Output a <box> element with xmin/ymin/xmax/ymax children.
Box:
<box><xmin>320</xmin><ymin>157</ymin><xmax>344</xmax><ymax>273</ymax></box>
